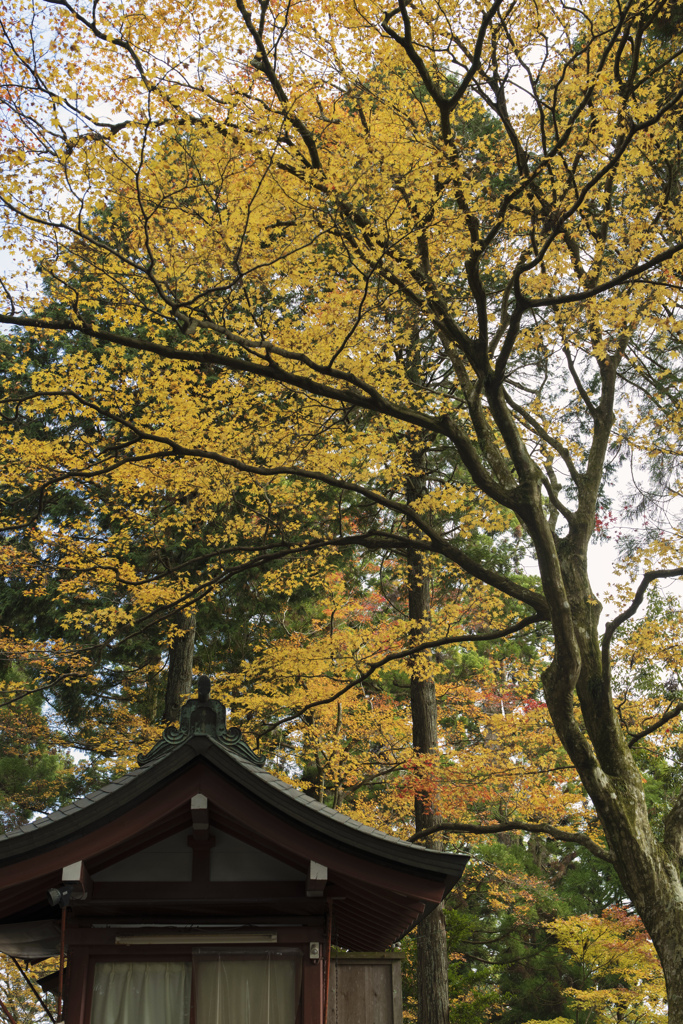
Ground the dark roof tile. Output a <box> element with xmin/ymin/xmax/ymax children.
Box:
<box><xmin>0</xmin><ymin>707</ymin><xmax>468</xmax><ymax>886</ymax></box>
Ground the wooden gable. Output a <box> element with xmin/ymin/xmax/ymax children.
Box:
<box><xmin>0</xmin><ymin>679</ymin><xmax>468</xmax><ymax>1024</ymax></box>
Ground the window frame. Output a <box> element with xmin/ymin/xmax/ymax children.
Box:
<box><xmin>84</xmin><ymin>946</ymin><xmax>304</xmax><ymax>1024</ymax></box>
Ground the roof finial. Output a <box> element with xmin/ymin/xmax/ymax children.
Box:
<box><xmin>138</xmin><ymin>674</ymin><xmax>265</xmax><ymax>767</ymax></box>
<box><xmin>197</xmin><ymin>674</ymin><xmax>211</xmax><ymax>702</ymax></box>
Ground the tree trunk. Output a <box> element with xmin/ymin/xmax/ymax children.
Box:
<box><xmin>162</xmin><ymin>610</ymin><xmax>196</xmax><ymax>721</ymax></box>
<box><xmin>407</xmin><ymin>458</ymin><xmax>450</xmax><ymax>1024</ymax></box>
<box><xmin>531</xmin><ymin>509</ymin><xmax>683</xmax><ymax>1019</ymax></box>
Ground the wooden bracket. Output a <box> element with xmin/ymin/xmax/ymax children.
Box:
<box><xmin>61</xmin><ymin>861</ymin><xmax>91</xmax><ymax>901</ymax></box>
<box><xmin>306</xmin><ymin>860</ymin><xmax>328</xmax><ymax>897</ymax></box>
<box><xmin>188</xmin><ymin>793</ymin><xmax>215</xmax><ymax>882</ymax></box>
<box><xmin>190</xmin><ymin>793</ymin><xmax>210</xmax><ymax>835</ymax></box>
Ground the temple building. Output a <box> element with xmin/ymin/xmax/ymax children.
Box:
<box><xmin>0</xmin><ymin>678</ymin><xmax>468</xmax><ymax>1023</ymax></box>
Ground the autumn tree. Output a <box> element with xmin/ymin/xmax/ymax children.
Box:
<box><xmin>529</xmin><ymin>909</ymin><xmax>667</xmax><ymax>1024</ymax></box>
<box><xmin>400</xmin><ymin>839</ymin><xmax>622</xmax><ymax>1024</ymax></box>
<box><xmin>0</xmin><ymin>955</ymin><xmax>57</xmax><ymax>1024</ymax></box>
<box><xmin>3</xmin><ymin>0</ymin><xmax>683</xmax><ymax>1017</ymax></box>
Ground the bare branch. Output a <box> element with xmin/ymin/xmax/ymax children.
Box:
<box><xmin>602</xmin><ymin>567</ymin><xmax>683</xmax><ymax>683</ymax></box>
<box><xmin>409</xmin><ymin>819</ymin><xmax>615</xmax><ymax>863</ymax></box>
<box><xmin>628</xmin><ymin>703</ymin><xmax>683</xmax><ymax>748</ymax></box>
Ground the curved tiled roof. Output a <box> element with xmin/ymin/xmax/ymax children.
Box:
<box><xmin>0</xmin><ymin>680</ymin><xmax>468</xmax><ymax>884</ymax></box>
<box><xmin>0</xmin><ymin>733</ymin><xmax>467</xmax><ymax>884</ymax></box>
<box><xmin>0</xmin><ymin>683</ymin><xmax>469</xmax><ymax>952</ymax></box>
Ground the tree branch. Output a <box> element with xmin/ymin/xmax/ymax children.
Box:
<box><xmin>628</xmin><ymin>703</ymin><xmax>683</xmax><ymax>748</ymax></box>
<box><xmin>14</xmin><ymin>386</ymin><xmax>548</xmax><ymax>614</ymax></box>
<box><xmin>503</xmin><ymin>387</ymin><xmax>582</xmax><ymax>492</ymax></box>
<box><xmin>258</xmin><ymin>613</ymin><xmax>545</xmax><ymax>734</ymax></box>
<box><xmin>531</xmin><ymin>241</ymin><xmax>683</xmax><ymax>308</ymax></box>
<box><xmin>409</xmin><ymin>819</ymin><xmax>615</xmax><ymax>862</ymax></box>
<box><xmin>602</xmin><ymin>567</ymin><xmax>683</xmax><ymax>683</ymax></box>
<box><xmin>0</xmin><ymin>312</ymin><xmax>462</xmax><ymax>449</ymax></box>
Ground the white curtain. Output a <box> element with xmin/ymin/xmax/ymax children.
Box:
<box><xmin>90</xmin><ymin>962</ymin><xmax>192</xmax><ymax>1024</ymax></box>
<box><xmin>195</xmin><ymin>957</ymin><xmax>298</xmax><ymax>1024</ymax></box>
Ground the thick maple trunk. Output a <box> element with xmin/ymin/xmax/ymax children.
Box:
<box><xmin>594</xmin><ymin>777</ymin><xmax>683</xmax><ymax>1022</ymax></box>
<box><xmin>163</xmin><ymin>609</ymin><xmax>196</xmax><ymax>721</ymax></box>
<box><xmin>541</xmin><ymin>533</ymin><xmax>683</xmax><ymax>1021</ymax></box>
<box><xmin>623</xmin><ymin>857</ymin><xmax>683</xmax><ymax>1023</ymax></box>
<box><xmin>482</xmin><ymin>357</ymin><xmax>683</xmax><ymax>1017</ymax></box>
<box><xmin>585</xmin><ymin>744</ymin><xmax>683</xmax><ymax>1022</ymax></box>
<box><xmin>655</xmin><ymin>928</ymin><xmax>683</xmax><ymax>1024</ymax></box>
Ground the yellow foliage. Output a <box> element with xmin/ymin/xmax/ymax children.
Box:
<box><xmin>0</xmin><ymin>954</ymin><xmax>59</xmax><ymax>1023</ymax></box>
<box><xmin>540</xmin><ymin>911</ymin><xmax>667</xmax><ymax>1024</ymax></box>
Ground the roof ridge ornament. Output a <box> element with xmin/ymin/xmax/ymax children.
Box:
<box><xmin>137</xmin><ymin>675</ymin><xmax>266</xmax><ymax>767</ymax></box>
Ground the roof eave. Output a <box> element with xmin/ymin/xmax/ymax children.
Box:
<box><xmin>0</xmin><ymin>737</ymin><xmax>468</xmax><ymax>887</ymax></box>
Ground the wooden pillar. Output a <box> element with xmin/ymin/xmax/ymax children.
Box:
<box><xmin>63</xmin><ymin>945</ymin><xmax>89</xmax><ymax>1024</ymax></box>
<box><xmin>302</xmin><ymin>952</ymin><xmax>324</xmax><ymax>1024</ymax></box>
